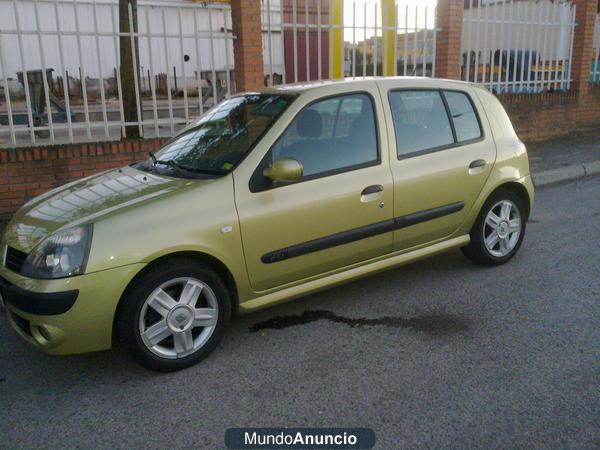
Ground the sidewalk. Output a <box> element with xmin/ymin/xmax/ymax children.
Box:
<box><xmin>0</xmin><ymin>131</ymin><xmax>598</xmax><ymax>233</ymax></box>
<box><xmin>526</xmin><ymin>129</ymin><xmax>600</xmax><ymax>186</ymax></box>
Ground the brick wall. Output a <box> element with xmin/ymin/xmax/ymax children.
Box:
<box><xmin>0</xmin><ymin>139</ymin><xmax>164</xmax><ymax>222</ymax></box>
<box><xmin>498</xmin><ymin>87</ymin><xmax>600</xmax><ymax>141</ymax></box>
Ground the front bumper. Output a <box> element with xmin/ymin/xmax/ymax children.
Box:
<box><xmin>0</xmin><ymin>276</ymin><xmax>78</xmax><ymax>315</ymax></box>
<box><xmin>0</xmin><ymin>263</ymin><xmax>145</xmax><ymax>355</ymax></box>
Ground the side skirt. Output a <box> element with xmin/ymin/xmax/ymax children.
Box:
<box><xmin>238</xmin><ymin>235</ymin><xmax>470</xmax><ymax>313</ymax></box>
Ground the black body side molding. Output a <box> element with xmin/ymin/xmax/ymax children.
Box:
<box><xmin>261</xmin><ymin>201</ymin><xmax>464</xmax><ymax>264</ymax></box>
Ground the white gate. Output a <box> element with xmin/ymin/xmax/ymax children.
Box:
<box><xmin>261</xmin><ymin>0</ymin><xmax>439</xmax><ymax>86</ymax></box>
<box><xmin>0</xmin><ymin>0</ymin><xmax>234</xmax><ymax>147</ymax></box>
<box><xmin>462</xmin><ymin>0</ymin><xmax>577</xmax><ymax>94</ymax></box>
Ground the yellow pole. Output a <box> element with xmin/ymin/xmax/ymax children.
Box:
<box><xmin>331</xmin><ymin>0</ymin><xmax>344</xmax><ymax>79</ymax></box>
<box><xmin>381</xmin><ymin>0</ymin><xmax>396</xmax><ymax>76</ymax></box>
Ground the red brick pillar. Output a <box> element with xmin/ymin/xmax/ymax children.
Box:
<box><xmin>434</xmin><ymin>0</ymin><xmax>463</xmax><ymax>80</ymax></box>
<box><xmin>571</xmin><ymin>0</ymin><xmax>598</xmax><ymax>97</ymax></box>
<box><xmin>231</xmin><ymin>0</ymin><xmax>265</xmax><ymax>92</ymax></box>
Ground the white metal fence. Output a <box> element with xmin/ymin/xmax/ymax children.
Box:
<box><xmin>0</xmin><ymin>0</ymin><xmax>234</xmax><ymax>148</ymax></box>
<box><xmin>461</xmin><ymin>0</ymin><xmax>577</xmax><ymax>94</ymax></box>
<box><xmin>261</xmin><ymin>0</ymin><xmax>439</xmax><ymax>85</ymax></box>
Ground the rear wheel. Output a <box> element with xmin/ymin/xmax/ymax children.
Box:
<box><xmin>462</xmin><ymin>189</ymin><xmax>527</xmax><ymax>266</ymax></box>
<box><xmin>117</xmin><ymin>258</ymin><xmax>231</xmax><ymax>371</ymax></box>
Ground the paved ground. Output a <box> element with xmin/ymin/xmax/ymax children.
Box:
<box><xmin>0</xmin><ymin>177</ymin><xmax>598</xmax><ymax>449</ymax></box>
<box><xmin>527</xmin><ymin>129</ymin><xmax>599</xmax><ymax>173</ymax></box>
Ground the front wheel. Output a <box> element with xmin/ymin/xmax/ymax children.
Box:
<box><xmin>462</xmin><ymin>189</ymin><xmax>527</xmax><ymax>266</ymax></box>
<box><xmin>117</xmin><ymin>258</ymin><xmax>231</xmax><ymax>371</ymax></box>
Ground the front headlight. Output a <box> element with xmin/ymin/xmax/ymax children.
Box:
<box><xmin>21</xmin><ymin>224</ymin><xmax>93</xmax><ymax>279</ymax></box>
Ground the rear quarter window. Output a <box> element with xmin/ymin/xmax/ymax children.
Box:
<box><xmin>444</xmin><ymin>91</ymin><xmax>482</xmax><ymax>142</ymax></box>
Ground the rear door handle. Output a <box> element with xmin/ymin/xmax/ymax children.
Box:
<box><xmin>469</xmin><ymin>159</ymin><xmax>487</xmax><ymax>169</ymax></box>
<box><xmin>361</xmin><ymin>185</ymin><xmax>383</xmax><ymax>195</ymax></box>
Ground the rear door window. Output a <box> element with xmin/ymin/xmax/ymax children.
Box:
<box><xmin>388</xmin><ymin>90</ymin><xmax>454</xmax><ymax>157</ymax></box>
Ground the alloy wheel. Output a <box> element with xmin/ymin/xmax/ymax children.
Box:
<box><xmin>139</xmin><ymin>277</ymin><xmax>218</xmax><ymax>359</ymax></box>
<box><xmin>482</xmin><ymin>199</ymin><xmax>522</xmax><ymax>258</ymax></box>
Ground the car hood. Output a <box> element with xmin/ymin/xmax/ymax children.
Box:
<box><xmin>2</xmin><ymin>166</ymin><xmax>200</xmax><ymax>253</ymax></box>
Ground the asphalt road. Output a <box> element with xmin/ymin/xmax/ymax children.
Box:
<box><xmin>0</xmin><ymin>177</ymin><xmax>598</xmax><ymax>449</ymax></box>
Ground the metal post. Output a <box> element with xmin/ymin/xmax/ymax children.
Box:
<box><xmin>293</xmin><ymin>0</ymin><xmax>298</xmax><ymax>82</ymax></box>
<box><xmin>0</xmin><ymin>36</ymin><xmax>15</xmax><ymax>145</ymax></box>
<box><xmin>412</xmin><ymin>6</ymin><xmax>417</xmax><ymax>76</ymax></box>
<box><xmin>223</xmin><ymin>8</ymin><xmax>231</xmax><ymax>97</ymax></box>
<box><xmin>431</xmin><ymin>5</ymin><xmax>437</xmax><ymax>78</ymax></box>
<box><xmin>110</xmin><ymin>1</ymin><xmax>126</xmax><ymax>138</ymax></box>
<box><xmin>403</xmin><ymin>5</ymin><xmax>408</xmax><ymax>76</ymax></box>
<box><xmin>566</xmin><ymin>4</ymin><xmax>576</xmax><ymax>90</ymax></box>
<box><xmin>161</xmin><ymin>7</ymin><xmax>175</xmax><ymax>135</ymax></box>
<box><xmin>422</xmin><ymin>7</ymin><xmax>428</xmax><ymax>77</ymax></box>
<box><xmin>317</xmin><ymin>0</ymin><xmax>322</xmax><ymax>81</ymax></box>
<box><xmin>394</xmin><ymin>3</ymin><xmax>399</xmax><ymax>77</ymax></box>
<box><xmin>373</xmin><ymin>3</ymin><xmax>378</xmax><ymax>77</ymax></box>
<box><xmin>266</xmin><ymin>0</ymin><xmax>273</xmax><ymax>86</ymax></box>
<box><xmin>552</xmin><ymin>1</ymin><xmax>560</xmax><ymax>90</ymax></box>
<box><xmin>13</xmin><ymin>0</ymin><xmax>37</xmax><ymax>144</ymax></box>
<box><xmin>352</xmin><ymin>2</ymin><xmax>356</xmax><ymax>79</ymax></box>
<box><xmin>208</xmin><ymin>8</ymin><xmax>218</xmax><ymax>106</ymax></box>
<box><xmin>92</xmin><ymin>0</ymin><xmax>109</xmax><ymax>139</ymax></box>
<box><xmin>511</xmin><ymin>1</ymin><xmax>522</xmax><ymax>92</ymax></box>
<box><xmin>128</xmin><ymin>2</ymin><xmax>143</xmax><ymax>137</ymax></box>
<box><xmin>33</xmin><ymin>0</ymin><xmax>55</xmax><ymax>142</ymax></box>
<box><xmin>193</xmin><ymin>8</ymin><xmax>204</xmax><ymax>115</ymax></box>
<box><xmin>178</xmin><ymin>7</ymin><xmax>189</xmax><ymax>123</ymax></box>
<box><xmin>145</xmin><ymin>7</ymin><xmax>159</xmax><ymax>136</ymax></box>
<box><xmin>473</xmin><ymin>1</ymin><xmax>481</xmax><ymax>84</ymax></box>
<box><xmin>280</xmin><ymin>0</ymin><xmax>287</xmax><ymax>84</ymax></box>
<box><xmin>73</xmin><ymin>0</ymin><xmax>92</xmax><ymax>139</ymax></box>
<box><xmin>305</xmin><ymin>0</ymin><xmax>310</xmax><ymax>81</ymax></box>
<box><xmin>363</xmin><ymin>2</ymin><xmax>367</xmax><ymax>78</ymax></box>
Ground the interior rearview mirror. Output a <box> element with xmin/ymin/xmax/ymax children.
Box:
<box><xmin>263</xmin><ymin>158</ymin><xmax>303</xmax><ymax>182</ymax></box>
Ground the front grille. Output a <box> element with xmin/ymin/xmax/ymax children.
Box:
<box><xmin>5</xmin><ymin>246</ymin><xmax>28</xmax><ymax>273</ymax></box>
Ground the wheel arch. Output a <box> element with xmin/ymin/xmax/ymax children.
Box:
<box><xmin>493</xmin><ymin>181</ymin><xmax>531</xmax><ymax>218</ymax></box>
<box><xmin>111</xmin><ymin>251</ymin><xmax>239</xmax><ymax>346</ymax></box>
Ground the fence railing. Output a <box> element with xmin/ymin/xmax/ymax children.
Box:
<box><xmin>462</xmin><ymin>0</ymin><xmax>576</xmax><ymax>94</ymax></box>
<box><xmin>0</xmin><ymin>0</ymin><xmax>234</xmax><ymax>148</ymax></box>
<box><xmin>261</xmin><ymin>0</ymin><xmax>439</xmax><ymax>85</ymax></box>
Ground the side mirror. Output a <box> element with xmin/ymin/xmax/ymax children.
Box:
<box><xmin>263</xmin><ymin>158</ymin><xmax>303</xmax><ymax>183</ymax></box>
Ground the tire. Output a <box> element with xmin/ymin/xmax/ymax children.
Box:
<box><xmin>461</xmin><ymin>189</ymin><xmax>527</xmax><ymax>266</ymax></box>
<box><xmin>117</xmin><ymin>257</ymin><xmax>231</xmax><ymax>372</ymax></box>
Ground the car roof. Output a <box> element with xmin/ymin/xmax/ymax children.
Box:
<box><xmin>256</xmin><ymin>77</ymin><xmax>475</xmax><ymax>96</ymax></box>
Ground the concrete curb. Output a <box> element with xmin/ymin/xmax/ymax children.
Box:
<box><xmin>532</xmin><ymin>160</ymin><xmax>600</xmax><ymax>187</ymax></box>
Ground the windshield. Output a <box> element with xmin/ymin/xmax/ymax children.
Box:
<box><xmin>137</xmin><ymin>93</ymin><xmax>295</xmax><ymax>178</ymax></box>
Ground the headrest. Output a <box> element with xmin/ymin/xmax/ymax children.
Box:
<box><xmin>349</xmin><ymin>100</ymin><xmax>374</xmax><ymax>138</ymax></box>
<box><xmin>296</xmin><ymin>109</ymin><xmax>322</xmax><ymax>138</ymax></box>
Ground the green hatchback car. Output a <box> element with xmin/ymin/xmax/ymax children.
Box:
<box><xmin>1</xmin><ymin>78</ymin><xmax>533</xmax><ymax>371</ymax></box>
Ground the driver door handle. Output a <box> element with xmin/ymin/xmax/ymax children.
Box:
<box><xmin>469</xmin><ymin>159</ymin><xmax>487</xmax><ymax>169</ymax></box>
<box><xmin>361</xmin><ymin>185</ymin><xmax>383</xmax><ymax>195</ymax></box>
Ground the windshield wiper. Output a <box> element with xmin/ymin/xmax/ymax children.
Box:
<box><xmin>148</xmin><ymin>152</ymin><xmax>225</xmax><ymax>177</ymax></box>
<box><xmin>148</xmin><ymin>151</ymin><xmax>192</xmax><ymax>176</ymax></box>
